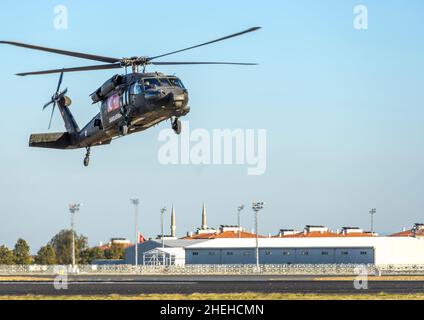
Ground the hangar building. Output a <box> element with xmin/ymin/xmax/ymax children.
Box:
<box><xmin>123</xmin><ymin>204</ymin><xmax>424</xmax><ymax>266</ymax></box>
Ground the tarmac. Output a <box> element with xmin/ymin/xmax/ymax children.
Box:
<box><xmin>0</xmin><ymin>275</ymin><xmax>423</xmax><ymax>296</ymax></box>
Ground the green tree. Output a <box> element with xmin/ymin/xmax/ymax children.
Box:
<box><xmin>80</xmin><ymin>247</ymin><xmax>105</xmax><ymax>265</ymax></box>
<box><xmin>104</xmin><ymin>244</ymin><xmax>125</xmax><ymax>260</ymax></box>
<box><xmin>0</xmin><ymin>246</ymin><xmax>15</xmax><ymax>265</ymax></box>
<box><xmin>35</xmin><ymin>245</ymin><xmax>57</xmax><ymax>265</ymax></box>
<box><xmin>13</xmin><ymin>239</ymin><xmax>32</xmax><ymax>265</ymax></box>
<box><xmin>49</xmin><ymin>230</ymin><xmax>88</xmax><ymax>265</ymax></box>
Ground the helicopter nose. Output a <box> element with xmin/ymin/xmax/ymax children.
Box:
<box><xmin>171</xmin><ymin>91</ymin><xmax>188</xmax><ymax>108</ymax></box>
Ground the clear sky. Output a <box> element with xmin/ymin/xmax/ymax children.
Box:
<box><xmin>0</xmin><ymin>0</ymin><xmax>423</xmax><ymax>252</ymax></box>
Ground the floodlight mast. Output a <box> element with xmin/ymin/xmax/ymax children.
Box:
<box><xmin>237</xmin><ymin>205</ymin><xmax>245</xmax><ymax>238</ymax></box>
<box><xmin>369</xmin><ymin>208</ymin><xmax>377</xmax><ymax>234</ymax></box>
<box><xmin>160</xmin><ymin>207</ymin><xmax>167</xmax><ymax>265</ymax></box>
<box><xmin>68</xmin><ymin>203</ymin><xmax>81</xmax><ymax>269</ymax></box>
<box><xmin>252</xmin><ymin>202</ymin><xmax>264</xmax><ymax>270</ymax></box>
<box><xmin>160</xmin><ymin>207</ymin><xmax>167</xmax><ymax>249</ymax></box>
<box><xmin>130</xmin><ymin>199</ymin><xmax>140</xmax><ymax>267</ymax></box>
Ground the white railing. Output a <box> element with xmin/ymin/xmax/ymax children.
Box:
<box><xmin>2</xmin><ymin>264</ymin><xmax>422</xmax><ymax>276</ymax></box>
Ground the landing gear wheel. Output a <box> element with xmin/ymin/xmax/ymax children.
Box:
<box><xmin>172</xmin><ymin>118</ymin><xmax>182</xmax><ymax>135</ymax></box>
<box><xmin>84</xmin><ymin>147</ymin><xmax>91</xmax><ymax>167</ymax></box>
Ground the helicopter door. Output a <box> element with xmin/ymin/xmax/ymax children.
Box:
<box><xmin>100</xmin><ymin>93</ymin><xmax>121</xmax><ymax>128</ymax></box>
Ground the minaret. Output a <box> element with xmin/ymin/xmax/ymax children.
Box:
<box><xmin>171</xmin><ymin>205</ymin><xmax>176</xmax><ymax>238</ymax></box>
<box><xmin>201</xmin><ymin>202</ymin><xmax>207</xmax><ymax>229</ymax></box>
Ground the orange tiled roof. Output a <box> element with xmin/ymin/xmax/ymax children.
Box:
<box><xmin>216</xmin><ymin>231</ymin><xmax>266</xmax><ymax>239</ymax></box>
<box><xmin>182</xmin><ymin>231</ymin><xmax>266</xmax><ymax>240</ymax></box>
<box><xmin>273</xmin><ymin>231</ymin><xmax>375</xmax><ymax>238</ymax></box>
<box><xmin>389</xmin><ymin>230</ymin><xmax>413</xmax><ymax>237</ymax></box>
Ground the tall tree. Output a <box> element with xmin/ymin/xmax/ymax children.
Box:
<box><xmin>35</xmin><ymin>245</ymin><xmax>57</xmax><ymax>265</ymax></box>
<box><xmin>0</xmin><ymin>246</ymin><xmax>15</xmax><ymax>265</ymax></box>
<box><xmin>13</xmin><ymin>239</ymin><xmax>32</xmax><ymax>265</ymax></box>
<box><xmin>104</xmin><ymin>244</ymin><xmax>125</xmax><ymax>260</ymax></box>
<box><xmin>80</xmin><ymin>247</ymin><xmax>105</xmax><ymax>265</ymax></box>
<box><xmin>49</xmin><ymin>230</ymin><xmax>88</xmax><ymax>265</ymax></box>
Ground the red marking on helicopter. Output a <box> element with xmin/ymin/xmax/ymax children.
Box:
<box><xmin>107</xmin><ymin>94</ymin><xmax>121</xmax><ymax>113</ymax></box>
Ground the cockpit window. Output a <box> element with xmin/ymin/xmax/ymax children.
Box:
<box><xmin>143</xmin><ymin>78</ymin><xmax>161</xmax><ymax>90</ymax></box>
<box><xmin>131</xmin><ymin>81</ymin><xmax>143</xmax><ymax>94</ymax></box>
<box><xmin>159</xmin><ymin>78</ymin><xmax>172</xmax><ymax>87</ymax></box>
<box><xmin>169</xmin><ymin>78</ymin><xmax>185</xmax><ymax>89</ymax></box>
<box><xmin>143</xmin><ymin>77</ymin><xmax>185</xmax><ymax>89</ymax></box>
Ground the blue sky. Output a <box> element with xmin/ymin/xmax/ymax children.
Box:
<box><xmin>0</xmin><ymin>0</ymin><xmax>423</xmax><ymax>251</ymax></box>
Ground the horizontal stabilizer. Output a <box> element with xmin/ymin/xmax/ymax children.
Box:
<box><xmin>29</xmin><ymin>132</ymin><xmax>73</xmax><ymax>149</ymax></box>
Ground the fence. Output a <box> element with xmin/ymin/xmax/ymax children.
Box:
<box><xmin>1</xmin><ymin>264</ymin><xmax>424</xmax><ymax>276</ymax></box>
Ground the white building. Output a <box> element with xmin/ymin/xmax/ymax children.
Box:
<box><xmin>143</xmin><ymin>247</ymin><xmax>185</xmax><ymax>266</ymax></box>
<box><xmin>124</xmin><ymin>202</ymin><xmax>424</xmax><ymax>267</ymax></box>
<box><xmin>184</xmin><ymin>236</ymin><xmax>424</xmax><ymax>265</ymax></box>
<box><xmin>125</xmin><ymin>233</ymin><xmax>424</xmax><ymax>266</ymax></box>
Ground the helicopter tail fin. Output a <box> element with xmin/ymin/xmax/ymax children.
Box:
<box><xmin>57</xmin><ymin>96</ymin><xmax>80</xmax><ymax>134</ymax></box>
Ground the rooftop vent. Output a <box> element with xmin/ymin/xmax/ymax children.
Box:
<box><xmin>220</xmin><ymin>225</ymin><xmax>243</xmax><ymax>233</ymax></box>
<box><xmin>341</xmin><ymin>227</ymin><xmax>364</xmax><ymax>235</ymax></box>
<box><xmin>412</xmin><ymin>223</ymin><xmax>424</xmax><ymax>238</ymax></box>
<box><xmin>278</xmin><ymin>229</ymin><xmax>299</xmax><ymax>237</ymax></box>
<box><xmin>305</xmin><ymin>225</ymin><xmax>329</xmax><ymax>234</ymax></box>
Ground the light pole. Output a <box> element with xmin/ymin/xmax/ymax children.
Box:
<box><xmin>252</xmin><ymin>202</ymin><xmax>264</xmax><ymax>270</ymax></box>
<box><xmin>369</xmin><ymin>208</ymin><xmax>376</xmax><ymax>234</ymax></box>
<box><xmin>130</xmin><ymin>198</ymin><xmax>140</xmax><ymax>267</ymax></box>
<box><xmin>160</xmin><ymin>207</ymin><xmax>167</xmax><ymax>249</ymax></box>
<box><xmin>160</xmin><ymin>207</ymin><xmax>167</xmax><ymax>265</ymax></box>
<box><xmin>237</xmin><ymin>205</ymin><xmax>245</xmax><ymax>238</ymax></box>
<box><xmin>68</xmin><ymin>204</ymin><xmax>81</xmax><ymax>269</ymax></box>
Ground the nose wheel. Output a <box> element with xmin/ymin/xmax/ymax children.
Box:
<box><xmin>84</xmin><ymin>147</ymin><xmax>91</xmax><ymax>167</ymax></box>
<box><xmin>172</xmin><ymin>118</ymin><xmax>182</xmax><ymax>135</ymax></box>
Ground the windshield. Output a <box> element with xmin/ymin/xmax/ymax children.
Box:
<box><xmin>143</xmin><ymin>78</ymin><xmax>161</xmax><ymax>90</ymax></box>
<box><xmin>143</xmin><ymin>77</ymin><xmax>185</xmax><ymax>90</ymax></box>
<box><xmin>169</xmin><ymin>78</ymin><xmax>185</xmax><ymax>88</ymax></box>
<box><xmin>159</xmin><ymin>78</ymin><xmax>172</xmax><ymax>87</ymax></box>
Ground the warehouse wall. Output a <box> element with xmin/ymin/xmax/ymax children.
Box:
<box><xmin>186</xmin><ymin>247</ymin><xmax>375</xmax><ymax>265</ymax></box>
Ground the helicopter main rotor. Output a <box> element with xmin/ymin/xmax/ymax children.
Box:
<box><xmin>0</xmin><ymin>27</ymin><xmax>261</xmax><ymax>76</ymax></box>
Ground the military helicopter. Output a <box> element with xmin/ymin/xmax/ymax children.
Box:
<box><xmin>0</xmin><ymin>27</ymin><xmax>260</xmax><ymax>166</ymax></box>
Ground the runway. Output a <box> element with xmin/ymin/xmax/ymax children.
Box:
<box><xmin>0</xmin><ymin>276</ymin><xmax>424</xmax><ymax>296</ymax></box>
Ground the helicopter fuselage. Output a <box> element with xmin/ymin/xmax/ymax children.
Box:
<box><xmin>45</xmin><ymin>72</ymin><xmax>190</xmax><ymax>150</ymax></box>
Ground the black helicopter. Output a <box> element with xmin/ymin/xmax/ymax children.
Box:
<box><xmin>0</xmin><ymin>27</ymin><xmax>260</xmax><ymax>166</ymax></box>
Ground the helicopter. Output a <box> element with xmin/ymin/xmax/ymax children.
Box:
<box><xmin>0</xmin><ymin>27</ymin><xmax>260</xmax><ymax>167</ymax></box>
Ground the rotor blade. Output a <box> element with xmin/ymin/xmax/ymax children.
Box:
<box><xmin>148</xmin><ymin>27</ymin><xmax>261</xmax><ymax>61</ymax></box>
<box><xmin>56</xmin><ymin>72</ymin><xmax>64</xmax><ymax>93</ymax></box>
<box><xmin>48</xmin><ymin>102</ymin><xmax>56</xmax><ymax>130</ymax></box>
<box><xmin>16</xmin><ymin>63</ymin><xmax>122</xmax><ymax>76</ymax></box>
<box><xmin>43</xmin><ymin>100</ymin><xmax>54</xmax><ymax>110</ymax></box>
<box><xmin>0</xmin><ymin>41</ymin><xmax>120</xmax><ymax>63</ymax></box>
<box><xmin>60</xmin><ymin>88</ymin><xmax>68</xmax><ymax>96</ymax></box>
<box><xmin>151</xmin><ymin>61</ymin><xmax>258</xmax><ymax>66</ymax></box>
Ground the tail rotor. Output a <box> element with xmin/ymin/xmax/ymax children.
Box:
<box><xmin>43</xmin><ymin>71</ymin><xmax>67</xmax><ymax>129</ymax></box>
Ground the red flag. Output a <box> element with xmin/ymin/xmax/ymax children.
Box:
<box><xmin>138</xmin><ymin>233</ymin><xmax>146</xmax><ymax>243</ymax></box>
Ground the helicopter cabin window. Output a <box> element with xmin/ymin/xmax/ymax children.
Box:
<box><xmin>131</xmin><ymin>81</ymin><xmax>143</xmax><ymax>95</ymax></box>
<box><xmin>159</xmin><ymin>78</ymin><xmax>172</xmax><ymax>87</ymax></box>
<box><xmin>169</xmin><ymin>78</ymin><xmax>185</xmax><ymax>89</ymax></box>
<box><xmin>143</xmin><ymin>78</ymin><xmax>161</xmax><ymax>90</ymax></box>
